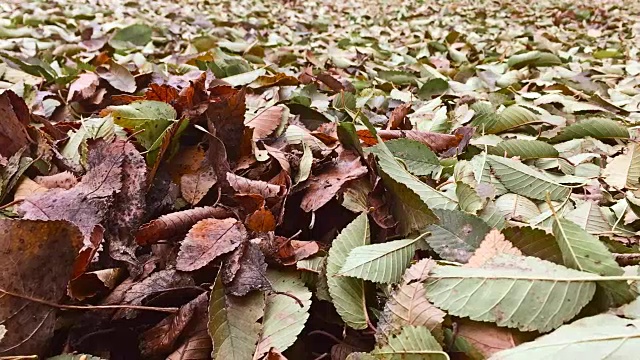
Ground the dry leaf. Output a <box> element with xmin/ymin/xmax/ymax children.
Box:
<box><xmin>246</xmin><ymin>207</ymin><xmax>277</xmax><ymax>232</ymax></box>
<box><xmin>0</xmin><ymin>90</ymin><xmax>32</xmax><ymax>158</ymax></box>
<box><xmin>176</xmin><ymin>218</ymin><xmax>248</xmax><ymax>271</ymax></box>
<box><xmin>466</xmin><ymin>229</ymin><xmax>522</xmax><ymax>268</ymax></box>
<box><xmin>226</xmin><ymin>242</ymin><xmax>272</xmax><ymax>296</ymax></box>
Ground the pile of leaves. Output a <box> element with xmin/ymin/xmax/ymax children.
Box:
<box><xmin>3</xmin><ymin>0</ymin><xmax>640</xmax><ymax>358</ymax></box>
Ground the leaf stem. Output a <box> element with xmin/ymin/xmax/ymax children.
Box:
<box><xmin>0</xmin><ymin>288</ymin><xmax>179</xmax><ymax>313</ymax></box>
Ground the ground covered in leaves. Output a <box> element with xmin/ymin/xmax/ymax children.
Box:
<box><xmin>2</xmin><ymin>0</ymin><xmax>640</xmax><ymax>358</ymax></box>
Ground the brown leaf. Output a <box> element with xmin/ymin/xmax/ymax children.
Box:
<box><xmin>67</xmin><ymin>72</ymin><xmax>100</xmax><ymax>102</ymax></box>
<box><xmin>106</xmin><ymin>141</ymin><xmax>147</xmax><ymax>264</ymax></box>
<box><xmin>181</xmin><ymin>159</ymin><xmax>217</xmax><ymax>205</ymax></box>
<box><xmin>146</xmin><ymin>83</ymin><xmax>180</xmax><ymax>105</ymax></box>
<box><xmin>0</xmin><ymin>90</ymin><xmax>32</xmax><ymax>158</ymax></box>
<box><xmin>135</xmin><ymin>206</ymin><xmax>233</xmax><ymax>245</ymax></box>
<box><xmin>206</xmin><ymin>86</ymin><xmax>246</xmax><ymax>161</ymax></box>
<box><xmin>245</xmin><ymin>105</ymin><xmax>285</xmax><ymax>140</ymax></box>
<box><xmin>176</xmin><ymin>218</ymin><xmax>248</xmax><ymax>271</ymax></box>
<box><xmin>291</xmin><ymin>240</ymin><xmax>321</xmax><ymax>262</ymax></box>
<box><xmin>96</xmin><ymin>60</ymin><xmax>137</xmax><ymax>93</ymax></box>
<box><xmin>252</xmin><ymin>73</ymin><xmax>299</xmax><ymax>88</ymax></box>
<box><xmin>265</xmin><ymin>348</ymin><xmax>288</xmax><ymax>360</ymax></box>
<box><xmin>112</xmin><ymin>269</ymin><xmax>194</xmax><ymax>319</ymax></box>
<box><xmin>465</xmin><ymin>229</ymin><xmax>522</xmax><ymax>268</ymax></box>
<box><xmin>441</xmin><ymin>126</ymin><xmax>476</xmax><ymax>157</ymax></box>
<box><xmin>356</xmin><ymin>129</ymin><xmax>378</xmax><ymax>146</ymax></box>
<box><xmin>331</xmin><ymin>343</ymin><xmax>358</xmax><ymax>360</ymax></box>
<box><xmin>34</xmin><ymin>171</ymin><xmax>78</xmax><ymax>189</ymax></box>
<box><xmin>68</xmin><ymin>267</ymin><xmax>124</xmax><ymax>301</ymax></box>
<box><xmin>227</xmin><ymin>172</ymin><xmax>284</xmax><ymax>199</ymax></box>
<box><xmin>222</xmin><ymin>241</ymin><xmax>247</xmax><ymax>284</ymax></box>
<box><xmin>226</xmin><ymin>242</ymin><xmax>272</xmax><ymax>296</ymax></box>
<box><xmin>301</xmin><ymin>150</ymin><xmax>368</xmax><ymax>212</ymax></box>
<box><xmin>454</xmin><ymin>318</ymin><xmax>523</xmax><ymax>357</ymax></box>
<box><xmin>386</xmin><ymin>103</ymin><xmax>411</xmax><ymax>130</ymax></box>
<box><xmin>148</xmin><ymin>117</ymin><xmax>188</xmax><ymax>183</ymax></box>
<box><xmin>13</xmin><ymin>177</ymin><xmax>48</xmax><ymax>201</ymax></box>
<box><xmin>402</xmin><ymin>258</ymin><xmax>436</xmax><ymax>283</ymax></box>
<box><xmin>166</xmin><ymin>306</ymin><xmax>212</xmax><ymax>360</ymax></box>
<box><xmin>140</xmin><ymin>292</ymin><xmax>208</xmax><ymax>358</ymax></box>
<box><xmin>316</xmin><ymin>72</ymin><xmax>346</xmax><ymax>93</ymax></box>
<box><xmin>246</xmin><ymin>207</ymin><xmax>277</xmax><ymax>233</ymax></box>
<box><xmin>263</xmin><ymin>144</ymin><xmax>291</xmax><ymax>173</ymax></box>
<box><xmin>18</xmin><ymin>139</ymin><xmax>125</xmax><ymax>242</ymax></box>
<box><xmin>0</xmin><ymin>220</ymin><xmax>83</xmax><ymax>356</ymax></box>
<box><xmin>376</xmin><ymin>130</ymin><xmax>462</xmax><ymax>153</ymax></box>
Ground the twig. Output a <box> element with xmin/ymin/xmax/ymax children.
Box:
<box><xmin>0</xmin><ymin>199</ymin><xmax>24</xmax><ymax>210</ymax></box>
<box><xmin>0</xmin><ymin>288</ymin><xmax>179</xmax><ymax>313</ymax></box>
<box><xmin>614</xmin><ymin>253</ymin><xmax>640</xmax><ymax>266</ymax></box>
<box><xmin>271</xmin><ymin>291</ymin><xmax>304</xmax><ymax>307</ymax></box>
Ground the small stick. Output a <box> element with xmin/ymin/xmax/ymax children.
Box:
<box><xmin>0</xmin><ymin>199</ymin><xmax>24</xmax><ymax>210</ymax></box>
<box><xmin>271</xmin><ymin>291</ymin><xmax>304</xmax><ymax>307</ymax></box>
<box><xmin>0</xmin><ymin>288</ymin><xmax>179</xmax><ymax>313</ymax></box>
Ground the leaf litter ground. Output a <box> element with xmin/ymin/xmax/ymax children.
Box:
<box><xmin>2</xmin><ymin>0</ymin><xmax>640</xmax><ymax>359</ymax></box>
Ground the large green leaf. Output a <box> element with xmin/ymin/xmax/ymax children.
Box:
<box><xmin>109</xmin><ymin>24</ymin><xmax>152</xmax><ymax>49</ymax></box>
<box><xmin>254</xmin><ymin>270</ymin><xmax>312</xmax><ymax>358</ymax></box>
<box><xmin>490</xmin><ymin>139</ymin><xmax>559</xmax><ymax>160</ymax></box>
<box><xmin>549</xmin><ymin>118</ymin><xmax>629</xmax><ymax>143</ymax></box>
<box><xmin>425</xmin><ymin>209</ymin><xmax>491</xmax><ymax>263</ymax></box>
<box><xmin>373</xmin><ymin>142</ymin><xmax>457</xmax><ymax>210</ymax></box>
<box><xmin>326</xmin><ymin>213</ymin><xmax>371</xmax><ymax>329</ymax></box>
<box><xmin>339</xmin><ymin>237</ymin><xmax>424</xmax><ymax>284</ymax></box>
<box><xmin>385</xmin><ymin>139</ymin><xmax>441</xmax><ymax>176</ymax></box>
<box><xmin>108</xmin><ymin>100</ymin><xmax>177</xmax><ymax>151</ymax></box>
<box><xmin>208</xmin><ymin>275</ymin><xmax>265</xmax><ymax>360</ymax></box>
<box><xmin>489</xmin><ymin>106</ymin><xmax>540</xmax><ymax>133</ymax></box>
<box><xmin>486</xmin><ymin>155</ymin><xmax>571</xmax><ymax>201</ymax></box>
<box><xmin>552</xmin><ymin>217</ymin><xmax>637</xmax><ymax>307</ymax></box>
<box><xmin>370</xmin><ymin>326</ymin><xmax>449</xmax><ymax>360</ymax></box>
<box><xmin>491</xmin><ymin>314</ymin><xmax>640</xmax><ymax>360</ymax></box>
<box><xmin>424</xmin><ymin>254</ymin><xmax>597</xmax><ymax>332</ymax></box>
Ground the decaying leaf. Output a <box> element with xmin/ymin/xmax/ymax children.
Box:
<box><xmin>177</xmin><ymin>218</ymin><xmax>248</xmax><ymax>271</ymax></box>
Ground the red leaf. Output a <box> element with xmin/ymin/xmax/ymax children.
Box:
<box><xmin>176</xmin><ymin>218</ymin><xmax>248</xmax><ymax>271</ymax></box>
<box><xmin>245</xmin><ymin>206</ymin><xmax>277</xmax><ymax>233</ymax></box>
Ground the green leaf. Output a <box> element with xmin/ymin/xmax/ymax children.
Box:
<box><xmin>373</xmin><ymin>142</ymin><xmax>457</xmax><ymax>210</ymax></box>
<box><xmin>490</xmin><ymin>139</ymin><xmax>559</xmax><ymax>160</ymax></box>
<box><xmin>507</xmin><ymin>51</ymin><xmax>562</xmax><ymax>69</ymax></box>
<box><xmin>486</xmin><ymin>155</ymin><xmax>571</xmax><ymax>201</ymax></box>
<box><xmin>603</xmin><ymin>142</ymin><xmax>640</xmax><ymax>189</ymax></box>
<box><xmin>425</xmin><ymin>254</ymin><xmax>597</xmax><ymax>332</ymax></box>
<box><xmin>326</xmin><ymin>213</ymin><xmax>371</xmax><ymax>329</ymax></box>
<box><xmin>490</xmin><ymin>314</ymin><xmax>640</xmax><ymax>360</ymax></box>
<box><xmin>502</xmin><ymin>226</ymin><xmax>563</xmax><ymax>263</ymax></box>
<box><xmin>489</xmin><ymin>106</ymin><xmax>540</xmax><ymax>134</ymax></box>
<box><xmin>371</xmin><ymin>326</ymin><xmax>449</xmax><ymax>360</ymax></box>
<box><xmin>385</xmin><ymin>139</ymin><xmax>441</xmax><ymax>177</ymax></box>
<box><xmin>208</xmin><ymin>274</ymin><xmax>265</xmax><ymax>360</ymax></box>
<box><xmin>456</xmin><ymin>182</ymin><xmax>483</xmax><ymax>215</ymax></box>
<box><xmin>425</xmin><ymin>209</ymin><xmax>491</xmax><ymax>263</ymax></box>
<box><xmin>495</xmin><ymin>194</ymin><xmax>541</xmax><ymax>222</ymax></box>
<box><xmin>479</xmin><ymin>200</ymin><xmax>508</xmax><ymax>230</ymax></box>
<box><xmin>564</xmin><ymin>201</ymin><xmax>611</xmax><ymax>235</ymax></box>
<box><xmin>417</xmin><ymin>78</ymin><xmax>449</xmax><ymax>99</ymax></box>
<box><xmin>339</xmin><ymin>236</ymin><xmax>424</xmax><ymax>284</ymax></box>
<box><xmin>549</xmin><ymin>118</ymin><xmax>629</xmax><ymax>143</ymax></box>
<box><xmin>593</xmin><ymin>49</ymin><xmax>624</xmax><ymax>59</ymax></box>
<box><xmin>377</xmin><ymin>70</ymin><xmax>417</xmax><ymax>85</ymax></box>
<box><xmin>333</xmin><ymin>91</ymin><xmax>357</xmax><ymax>110</ymax></box>
<box><xmin>109</xmin><ymin>24</ymin><xmax>152</xmax><ymax>49</ymax></box>
<box><xmin>254</xmin><ymin>270</ymin><xmax>312</xmax><ymax>358</ymax></box>
<box><xmin>552</xmin><ymin>217</ymin><xmax>637</xmax><ymax>307</ymax></box>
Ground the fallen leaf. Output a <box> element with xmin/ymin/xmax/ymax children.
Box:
<box><xmin>19</xmin><ymin>139</ymin><xmax>125</xmax><ymax>242</ymax></box>
<box><xmin>67</xmin><ymin>73</ymin><xmax>100</xmax><ymax>102</ymax></box>
<box><xmin>140</xmin><ymin>292</ymin><xmax>208</xmax><ymax>358</ymax></box>
<box><xmin>0</xmin><ymin>90</ymin><xmax>32</xmax><ymax>158</ymax></box>
<box><xmin>226</xmin><ymin>242</ymin><xmax>272</xmax><ymax>296</ymax></box>
<box><xmin>96</xmin><ymin>60</ymin><xmax>137</xmax><ymax>93</ymax></box>
<box><xmin>301</xmin><ymin>150</ymin><xmax>368</xmax><ymax>212</ymax></box>
<box><xmin>227</xmin><ymin>172</ymin><xmax>284</xmax><ymax>199</ymax></box>
<box><xmin>0</xmin><ymin>220</ymin><xmax>83</xmax><ymax>356</ymax></box>
<box><xmin>135</xmin><ymin>206</ymin><xmax>233</xmax><ymax>245</ymax></box>
<box><xmin>466</xmin><ymin>229</ymin><xmax>522</xmax><ymax>267</ymax></box>
<box><xmin>386</xmin><ymin>103</ymin><xmax>411</xmax><ymax>130</ymax></box>
<box><xmin>246</xmin><ymin>206</ymin><xmax>277</xmax><ymax>232</ymax></box>
<box><xmin>245</xmin><ymin>105</ymin><xmax>287</xmax><ymax>140</ymax></box>
<box><xmin>176</xmin><ymin>218</ymin><xmax>248</xmax><ymax>271</ymax></box>
<box><xmin>206</xmin><ymin>86</ymin><xmax>246</xmax><ymax>161</ymax></box>
<box><xmin>376</xmin><ymin>130</ymin><xmax>462</xmax><ymax>153</ymax></box>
